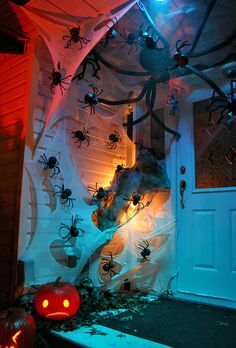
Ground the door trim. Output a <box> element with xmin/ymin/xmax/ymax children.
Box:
<box><xmin>173</xmin><ymin>291</ymin><xmax>236</xmax><ymax>310</ymax></box>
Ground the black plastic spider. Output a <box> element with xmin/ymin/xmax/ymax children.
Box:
<box><xmin>105</xmin><ymin>130</ymin><xmax>121</xmax><ymax>149</ymax></box>
<box><xmin>168</xmin><ymin>40</ymin><xmax>190</xmax><ymax>73</ymax></box>
<box><xmin>49</xmin><ymin>62</ymin><xmax>71</xmax><ymax>95</ymax></box>
<box><xmin>101</xmin><ymin>251</ymin><xmax>119</xmax><ymax>277</ymax></box>
<box><xmin>38</xmin><ymin>154</ymin><xmax>60</xmax><ymax>177</ymax></box>
<box><xmin>88</xmin><ymin>183</ymin><xmax>111</xmax><ymax>202</ymax></box>
<box><xmin>54</xmin><ymin>184</ymin><xmax>75</xmax><ymax>208</ymax></box>
<box><xmin>116</xmin><ymin>164</ymin><xmax>125</xmax><ymax>173</ymax></box>
<box><xmin>139</xmin><ymin>24</ymin><xmax>161</xmax><ymax>50</ymax></box>
<box><xmin>207</xmin><ymin>80</ymin><xmax>236</xmax><ymax>125</ymax></box>
<box><xmin>118</xmin><ymin>29</ymin><xmax>139</xmax><ymax>55</ymax></box>
<box><xmin>123</xmin><ymin>192</ymin><xmax>145</xmax><ymax>211</ymax></box>
<box><xmin>137</xmin><ymin>240</ymin><xmax>151</xmax><ymax>263</ymax></box>
<box><xmin>100</xmin><ymin>18</ymin><xmax>119</xmax><ymax>47</ymax></box>
<box><xmin>59</xmin><ymin>215</ymin><xmax>84</xmax><ymax>242</ymax></box>
<box><xmin>72</xmin><ymin>49</ymin><xmax>101</xmax><ymax>81</ymax></box>
<box><xmin>78</xmin><ymin>84</ymin><xmax>103</xmax><ymax>114</ymax></box>
<box><xmin>72</xmin><ymin>126</ymin><xmax>90</xmax><ymax>148</ymax></box>
<box><xmin>63</xmin><ymin>24</ymin><xmax>90</xmax><ymax>49</ymax></box>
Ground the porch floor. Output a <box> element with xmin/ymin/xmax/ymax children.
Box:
<box><xmin>99</xmin><ymin>297</ymin><xmax>236</xmax><ymax>348</ymax></box>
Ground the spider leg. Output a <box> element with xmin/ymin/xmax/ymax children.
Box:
<box><xmin>62</xmin><ymin>34</ymin><xmax>70</xmax><ymax>40</ymax></box>
<box><xmin>64</xmin><ymin>38</ymin><xmax>72</xmax><ymax>48</ymax></box>
<box><xmin>59</xmin><ymin>84</ymin><xmax>64</xmax><ymax>95</ymax></box>
<box><xmin>65</xmin><ymin>234</ymin><xmax>73</xmax><ymax>242</ymax></box>
<box><xmin>137</xmin><ymin>202</ymin><xmax>145</xmax><ymax>210</ymax></box>
<box><xmin>54</xmin><ymin>166</ymin><xmax>61</xmax><ymax>176</ymax></box>
<box><xmin>78</xmin><ymin>227</ymin><xmax>85</xmax><ymax>235</ymax></box>
<box><xmin>137</xmin><ymin>257</ymin><xmax>146</xmax><ymax>263</ymax></box>
<box><xmin>110</xmin><ymin>269</ymin><xmax>118</xmax><ymax>276</ymax></box>
<box><xmin>216</xmin><ymin>109</ymin><xmax>225</xmax><ymax>124</ymax></box>
<box><xmin>50</xmin><ymin>85</ymin><xmax>55</xmax><ymax>94</ymax></box>
<box><xmin>38</xmin><ymin>159</ymin><xmax>48</xmax><ymax>168</ymax></box>
<box><xmin>78</xmin><ymin>40</ymin><xmax>83</xmax><ymax>50</ymax></box>
<box><xmin>86</xmin><ymin>136</ymin><xmax>90</xmax><ymax>147</ymax></box>
<box><xmin>81</xmin><ymin>37</ymin><xmax>90</xmax><ymax>44</ymax></box>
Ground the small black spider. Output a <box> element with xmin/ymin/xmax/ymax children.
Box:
<box><xmin>139</xmin><ymin>24</ymin><xmax>161</xmax><ymax>50</ymax></box>
<box><xmin>78</xmin><ymin>84</ymin><xmax>103</xmax><ymax>115</ymax></box>
<box><xmin>72</xmin><ymin>126</ymin><xmax>90</xmax><ymax>148</ymax></box>
<box><xmin>105</xmin><ymin>130</ymin><xmax>121</xmax><ymax>149</ymax></box>
<box><xmin>207</xmin><ymin>80</ymin><xmax>236</xmax><ymax>125</ymax></box>
<box><xmin>38</xmin><ymin>154</ymin><xmax>60</xmax><ymax>177</ymax></box>
<box><xmin>168</xmin><ymin>40</ymin><xmax>190</xmax><ymax>73</ymax></box>
<box><xmin>137</xmin><ymin>240</ymin><xmax>151</xmax><ymax>263</ymax></box>
<box><xmin>63</xmin><ymin>24</ymin><xmax>90</xmax><ymax>49</ymax></box>
<box><xmin>118</xmin><ymin>29</ymin><xmax>139</xmax><ymax>55</ymax></box>
<box><xmin>88</xmin><ymin>183</ymin><xmax>111</xmax><ymax>202</ymax></box>
<box><xmin>100</xmin><ymin>18</ymin><xmax>119</xmax><ymax>47</ymax></box>
<box><xmin>49</xmin><ymin>62</ymin><xmax>71</xmax><ymax>95</ymax></box>
<box><xmin>59</xmin><ymin>215</ymin><xmax>84</xmax><ymax>242</ymax></box>
<box><xmin>116</xmin><ymin>164</ymin><xmax>125</xmax><ymax>173</ymax></box>
<box><xmin>54</xmin><ymin>184</ymin><xmax>75</xmax><ymax>208</ymax></box>
<box><xmin>101</xmin><ymin>251</ymin><xmax>119</xmax><ymax>277</ymax></box>
<box><xmin>123</xmin><ymin>192</ymin><xmax>145</xmax><ymax>211</ymax></box>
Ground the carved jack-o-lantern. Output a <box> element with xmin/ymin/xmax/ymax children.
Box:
<box><xmin>0</xmin><ymin>308</ymin><xmax>36</xmax><ymax>348</ymax></box>
<box><xmin>34</xmin><ymin>277</ymin><xmax>80</xmax><ymax>320</ymax></box>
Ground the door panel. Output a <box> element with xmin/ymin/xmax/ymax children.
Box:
<box><xmin>177</xmin><ymin>79</ymin><xmax>236</xmax><ymax>305</ymax></box>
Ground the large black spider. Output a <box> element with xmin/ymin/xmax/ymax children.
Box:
<box><xmin>118</xmin><ymin>29</ymin><xmax>139</xmax><ymax>55</ymax></box>
<box><xmin>78</xmin><ymin>84</ymin><xmax>103</xmax><ymax>115</ymax></box>
<box><xmin>137</xmin><ymin>240</ymin><xmax>151</xmax><ymax>263</ymax></box>
<box><xmin>72</xmin><ymin>49</ymin><xmax>101</xmax><ymax>81</ymax></box>
<box><xmin>38</xmin><ymin>154</ymin><xmax>60</xmax><ymax>177</ymax></box>
<box><xmin>105</xmin><ymin>130</ymin><xmax>121</xmax><ymax>149</ymax></box>
<box><xmin>88</xmin><ymin>183</ymin><xmax>112</xmax><ymax>202</ymax></box>
<box><xmin>139</xmin><ymin>24</ymin><xmax>161</xmax><ymax>50</ymax></box>
<box><xmin>54</xmin><ymin>184</ymin><xmax>75</xmax><ymax>208</ymax></box>
<box><xmin>49</xmin><ymin>62</ymin><xmax>71</xmax><ymax>95</ymax></box>
<box><xmin>59</xmin><ymin>215</ymin><xmax>84</xmax><ymax>242</ymax></box>
<box><xmin>207</xmin><ymin>80</ymin><xmax>236</xmax><ymax>125</ymax></box>
<box><xmin>62</xmin><ymin>24</ymin><xmax>90</xmax><ymax>49</ymax></box>
<box><xmin>123</xmin><ymin>192</ymin><xmax>145</xmax><ymax>211</ymax></box>
<box><xmin>100</xmin><ymin>18</ymin><xmax>119</xmax><ymax>47</ymax></box>
<box><xmin>72</xmin><ymin>126</ymin><xmax>90</xmax><ymax>148</ymax></box>
<box><xmin>101</xmin><ymin>251</ymin><xmax>119</xmax><ymax>277</ymax></box>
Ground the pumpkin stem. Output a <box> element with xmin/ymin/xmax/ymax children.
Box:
<box><xmin>54</xmin><ymin>277</ymin><xmax>62</xmax><ymax>286</ymax></box>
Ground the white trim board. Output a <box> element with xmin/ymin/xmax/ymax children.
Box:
<box><xmin>51</xmin><ymin>324</ymin><xmax>172</xmax><ymax>348</ymax></box>
<box><xmin>173</xmin><ymin>292</ymin><xmax>236</xmax><ymax>310</ymax></box>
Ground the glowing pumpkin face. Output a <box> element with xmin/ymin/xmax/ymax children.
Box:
<box><xmin>0</xmin><ymin>308</ymin><xmax>36</xmax><ymax>348</ymax></box>
<box><xmin>34</xmin><ymin>277</ymin><xmax>80</xmax><ymax>320</ymax></box>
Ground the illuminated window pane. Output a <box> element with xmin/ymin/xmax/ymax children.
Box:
<box><xmin>194</xmin><ymin>99</ymin><xmax>236</xmax><ymax>188</ymax></box>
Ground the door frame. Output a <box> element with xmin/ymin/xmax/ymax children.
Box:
<box><xmin>171</xmin><ymin>65</ymin><xmax>236</xmax><ymax>309</ymax></box>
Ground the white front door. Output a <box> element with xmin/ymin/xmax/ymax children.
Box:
<box><xmin>176</xmin><ymin>70</ymin><xmax>236</xmax><ymax>308</ymax></box>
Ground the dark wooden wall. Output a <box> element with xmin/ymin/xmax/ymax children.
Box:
<box><xmin>0</xmin><ymin>0</ymin><xmax>37</xmax><ymax>309</ymax></box>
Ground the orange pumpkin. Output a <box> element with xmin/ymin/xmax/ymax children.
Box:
<box><xmin>0</xmin><ymin>307</ymin><xmax>36</xmax><ymax>348</ymax></box>
<box><xmin>34</xmin><ymin>277</ymin><xmax>80</xmax><ymax>320</ymax></box>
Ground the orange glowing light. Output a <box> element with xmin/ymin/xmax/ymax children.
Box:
<box><xmin>63</xmin><ymin>299</ymin><xmax>69</xmax><ymax>307</ymax></box>
<box><xmin>46</xmin><ymin>312</ymin><xmax>69</xmax><ymax>318</ymax></box>
<box><xmin>12</xmin><ymin>330</ymin><xmax>22</xmax><ymax>345</ymax></box>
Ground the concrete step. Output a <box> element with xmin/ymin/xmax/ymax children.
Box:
<box><xmin>51</xmin><ymin>324</ymin><xmax>172</xmax><ymax>348</ymax></box>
